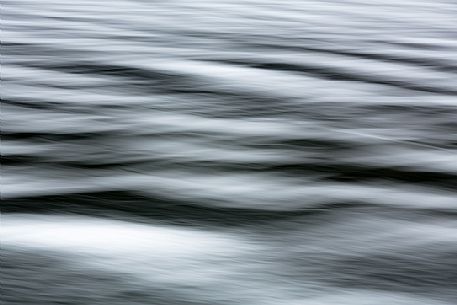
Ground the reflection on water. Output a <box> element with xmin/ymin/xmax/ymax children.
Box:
<box><xmin>3</xmin><ymin>0</ymin><xmax>457</xmax><ymax>304</ymax></box>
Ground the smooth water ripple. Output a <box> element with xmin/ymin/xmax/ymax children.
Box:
<box><xmin>2</xmin><ymin>0</ymin><xmax>457</xmax><ymax>304</ymax></box>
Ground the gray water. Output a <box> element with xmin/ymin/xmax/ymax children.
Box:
<box><xmin>2</xmin><ymin>0</ymin><xmax>457</xmax><ymax>304</ymax></box>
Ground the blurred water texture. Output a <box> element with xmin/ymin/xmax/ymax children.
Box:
<box><xmin>2</xmin><ymin>0</ymin><xmax>457</xmax><ymax>304</ymax></box>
